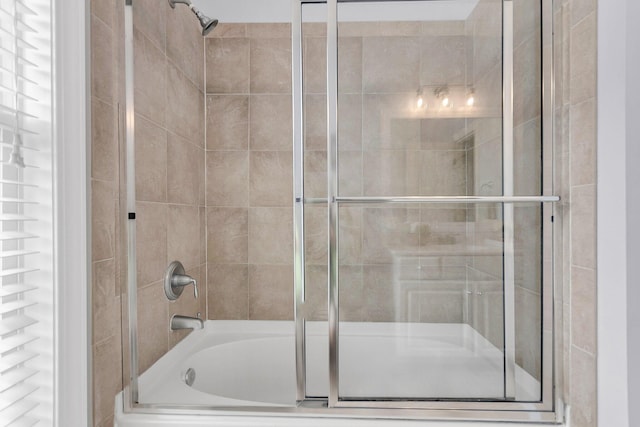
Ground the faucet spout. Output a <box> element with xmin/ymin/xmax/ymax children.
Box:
<box><xmin>170</xmin><ymin>315</ymin><xmax>204</xmax><ymax>331</ymax></box>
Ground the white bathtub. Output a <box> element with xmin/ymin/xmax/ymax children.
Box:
<box><xmin>115</xmin><ymin>320</ymin><xmax>566</xmax><ymax>427</ymax></box>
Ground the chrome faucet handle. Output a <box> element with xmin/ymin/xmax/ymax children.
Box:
<box><xmin>164</xmin><ymin>261</ymin><xmax>198</xmax><ymax>300</ymax></box>
<box><xmin>172</xmin><ymin>273</ymin><xmax>198</xmax><ymax>298</ymax></box>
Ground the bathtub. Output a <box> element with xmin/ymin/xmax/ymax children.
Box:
<box><xmin>115</xmin><ymin>320</ymin><xmax>566</xmax><ymax>426</ymax></box>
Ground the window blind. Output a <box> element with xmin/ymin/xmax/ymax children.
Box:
<box><xmin>0</xmin><ymin>0</ymin><xmax>53</xmax><ymax>425</ymax></box>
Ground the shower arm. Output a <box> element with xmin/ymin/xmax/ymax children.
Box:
<box><xmin>168</xmin><ymin>0</ymin><xmax>193</xmax><ymax>8</ymax></box>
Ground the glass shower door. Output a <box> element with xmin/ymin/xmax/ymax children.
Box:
<box><xmin>294</xmin><ymin>0</ymin><xmax>558</xmax><ymax>414</ymax></box>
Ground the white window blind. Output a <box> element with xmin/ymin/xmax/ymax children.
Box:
<box><xmin>0</xmin><ymin>0</ymin><xmax>53</xmax><ymax>425</ymax></box>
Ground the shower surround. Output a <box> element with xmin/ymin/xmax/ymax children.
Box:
<box><xmin>89</xmin><ymin>0</ymin><xmax>597</xmax><ymax>426</ymax></box>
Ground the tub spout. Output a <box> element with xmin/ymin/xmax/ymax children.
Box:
<box><xmin>170</xmin><ymin>315</ymin><xmax>204</xmax><ymax>331</ymax></box>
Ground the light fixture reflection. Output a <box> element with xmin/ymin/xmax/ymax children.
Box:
<box><xmin>466</xmin><ymin>88</ymin><xmax>475</xmax><ymax>107</ymax></box>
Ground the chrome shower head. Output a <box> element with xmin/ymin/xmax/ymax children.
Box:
<box><xmin>168</xmin><ymin>0</ymin><xmax>218</xmax><ymax>36</ymax></box>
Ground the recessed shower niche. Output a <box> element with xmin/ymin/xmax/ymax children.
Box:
<box><xmin>117</xmin><ymin>0</ymin><xmax>563</xmax><ymax>423</ymax></box>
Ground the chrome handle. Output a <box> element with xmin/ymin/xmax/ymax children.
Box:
<box><xmin>172</xmin><ymin>274</ymin><xmax>198</xmax><ymax>298</ymax></box>
<box><xmin>164</xmin><ymin>261</ymin><xmax>198</xmax><ymax>300</ymax></box>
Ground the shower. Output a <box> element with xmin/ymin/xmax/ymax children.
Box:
<box><xmin>168</xmin><ymin>0</ymin><xmax>218</xmax><ymax>36</ymax></box>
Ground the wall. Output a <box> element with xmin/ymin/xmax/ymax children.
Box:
<box><xmin>131</xmin><ymin>0</ymin><xmax>206</xmax><ymax>374</ymax></box>
<box><xmin>555</xmin><ymin>0</ymin><xmax>598</xmax><ymax>425</ymax></box>
<box><xmin>204</xmin><ymin>23</ymin><xmax>295</xmax><ymax>320</ymax></box>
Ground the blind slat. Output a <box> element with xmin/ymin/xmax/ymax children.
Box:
<box><xmin>0</xmin><ymin>214</ymin><xmax>36</xmax><ymax>221</ymax></box>
<box><xmin>0</xmin><ymin>315</ymin><xmax>37</xmax><ymax>338</ymax></box>
<box><xmin>0</xmin><ymin>351</ymin><xmax>37</xmax><ymax>374</ymax></box>
<box><xmin>0</xmin><ymin>367</ymin><xmax>37</xmax><ymax>393</ymax></box>
<box><xmin>0</xmin><ymin>232</ymin><xmax>37</xmax><ymax>241</ymax></box>
<box><xmin>0</xmin><ymin>268</ymin><xmax>38</xmax><ymax>278</ymax></box>
<box><xmin>0</xmin><ymin>335</ymin><xmax>37</xmax><ymax>355</ymax></box>
<box><xmin>0</xmin><ymin>300</ymin><xmax>37</xmax><ymax>315</ymax></box>
<box><xmin>0</xmin><ymin>399</ymin><xmax>39</xmax><ymax>426</ymax></box>
<box><xmin>0</xmin><ymin>384</ymin><xmax>38</xmax><ymax>412</ymax></box>
<box><xmin>7</xmin><ymin>417</ymin><xmax>38</xmax><ymax>427</ymax></box>
<box><xmin>0</xmin><ymin>285</ymin><xmax>37</xmax><ymax>298</ymax></box>
<box><xmin>0</xmin><ymin>251</ymin><xmax>39</xmax><ymax>259</ymax></box>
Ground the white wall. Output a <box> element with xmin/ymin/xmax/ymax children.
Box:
<box><xmin>625</xmin><ymin>0</ymin><xmax>640</xmax><ymax>425</ymax></box>
<box><xmin>597</xmin><ymin>0</ymin><xmax>639</xmax><ymax>426</ymax></box>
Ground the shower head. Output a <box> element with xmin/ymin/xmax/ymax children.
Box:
<box><xmin>168</xmin><ymin>0</ymin><xmax>218</xmax><ymax>36</ymax></box>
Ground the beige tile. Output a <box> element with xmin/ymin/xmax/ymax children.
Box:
<box><xmin>206</xmin><ymin>151</ymin><xmax>249</xmax><ymax>207</ymax></box>
<box><xmin>570</xmin><ymin>99</ymin><xmax>596</xmax><ymax>186</ymax></box>
<box><xmin>570</xmin><ymin>0</ymin><xmax>596</xmax><ymax>26</ymax></box>
<box><xmin>92</xmin><ymin>260</ymin><xmax>120</xmax><ymax>345</ymax></box>
<box><xmin>362</xmin><ymin>94</ymin><xmax>420</xmax><ymax>150</ymax></box>
<box><xmin>206</xmin><ymin>23</ymin><xmax>246</xmax><ymax>38</ymax></box>
<box><xmin>339</xmin><ymin>206</ymin><xmax>363</xmax><ymax>265</ymax></box>
<box><xmin>135</xmin><ymin>115</ymin><xmax>167</xmax><ymax>202</ymax></box>
<box><xmin>338</xmin><ymin>22</ymin><xmax>379</xmax><ymax>37</ymax></box>
<box><xmin>338</xmin><ymin>37</ymin><xmax>363</xmax><ymax>94</ymax></box>
<box><xmin>167</xmin><ymin>204</ymin><xmax>201</xmax><ymax>270</ymax></box>
<box><xmin>207</xmin><ymin>264</ymin><xmax>248</xmax><ymax>319</ymax></box>
<box><xmin>302</xmin><ymin>23</ymin><xmax>326</xmax><ymax>38</ymax></box>
<box><xmin>91</xmin><ymin>16</ymin><xmax>115</xmax><ymax>104</ymax></box>
<box><xmin>339</xmin><ymin>265</ymin><xmax>365</xmax><ymax>321</ymax></box>
<box><xmin>207</xmin><ymin>207</ymin><xmax>248</xmax><ymax>263</ymax></box>
<box><xmin>304</xmin><ymin>205</ymin><xmax>327</xmax><ymax>265</ymax></box>
<box><xmin>420</xmin><ymin>21</ymin><xmax>466</xmax><ymax>36</ymax></box>
<box><xmin>473</xmin><ymin>139</ymin><xmax>503</xmax><ymax>196</ymax></box>
<box><xmin>91</xmin><ymin>98</ymin><xmax>117</xmax><ymax>182</ymax></box>
<box><xmin>513</xmin><ymin>0</ymin><xmax>541</xmax><ymax>48</ymax></box>
<box><xmin>206</xmin><ymin>95</ymin><xmax>249</xmax><ymax>150</ymax></box>
<box><xmin>206</xmin><ymin>38</ymin><xmax>250</xmax><ymax>93</ymax></box>
<box><xmin>379</xmin><ymin>21</ymin><xmax>422</xmax><ymax>36</ymax></box>
<box><xmin>93</xmin><ymin>335</ymin><xmax>122</xmax><ymax>426</ymax></box>
<box><xmin>571</xmin><ymin>266</ymin><xmax>596</xmax><ymax>354</ymax></box>
<box><xmin>91</xmin><ymin>0</ymin><xmax>115</xmax><ymax>29</ymax></box>
<box><xmin>513</xmin><ymin>32</ymin><xmax>542</xmax><ymax>125</ymax></box>
<box><xmin>338</xmin><ymin>151</ymin><xmax>363</xmax><ymax>197</ymax></box>
<box><xmin>134</xmin><ymin>28</ymin><xmax>166</xmax><ymax>127</ymax></box>
<box><xmin>305</xmin><ymin>264</ymin><xmax>328</xmax><ymax>321</ymax></box>
<box><xmin>363</xmin><ymin>37</ymin><xmax>420</xmax><ymax>93</ymax></box>
<box><xmin>304</xmin><ymin>150</ymin><xmax>327</xmax><ymax>200</ymax></box>
<box><xmin>362</xmin><ymin>207</ymin><xmax>420</xmax><ymax>264</ymax></box>
<box><xmin>338</xmin><ymin>94</ymin><xmax>362</xmax><ymax>150</ymax></box>
<box><xmin>96</xmin><ymin>415</ymin><xmax>115</xmax><ymax>427</ymax></box>
<box><xmin>249</xmin><ymin>265</ymin><xmax>293</xmax><ymax>320</ymax></box>
<box><xmin>248</xmin><ymin>208</ymin><xmax>293</xmax><ymax>264</ymax></box>
<box><xmin>132</xmin><ymin>0</ymin><xmax>168</xmax><ymax>52</ymax></box>
<box><xmin>200</xmin><ymin>207</ymin><xmax>206</xmax><ymax>265</ymax></box>
<box><xmin>247</xmin><ymin>23</ymin><xmax>291</xmax><ymax>39</ymax></box>
<box><xmin>570</xmin><ymin>346</ymin><xmax>597</xmax><ymax>427</ymax></box>
<box><xmin>249</xmin><ymin>151</ymin><xmax>293</xmax><ymax>207</ymax></box>
<box><xmin>303</xmin><ymin>37</ymin><xmax>326</xmax><ymax>95</ymax></box>
<box><xmin>166</xmin><ymin>3</ymin><xmax>205</xmax><ymax>90</ymax></box>
<box><xmin>250</xmin><ymin>95</ymin><xmax>292</xmax><ymax>150</ymax></box>
<box><xmin>362</xmin><ymin>264</ymin><xmax>395</xmax><ymax>321</ymax></box>
<box><xmin>303</xmin><ymin>95</ymin><xmax>326</xmax><ymax>151</ymax></box>
<box><xmin>363</xmin><ymin>150</ymin><xmax>420</xmax><ymax>196</ymax></box>
<box><xmin>514</xmin><ymin>205</ymin><xmax>542</xmax><ymax>293</ymax></box>
<box><xmin>513</xmin><ymin>119</ymin><xmax>542</xmax><ymax>195</ymax></box>
<box><xmin>250</xmin><ymin>38</ymin><xmax>292</xmax><ymax>93</ymax></box>
<box><xmin>92</xmin><ymin>180</ymin><xmax>116</xmax><ymax>262</ymax></box>
<box><xmin>419</xmin><ymin>35</ymin><xmax>467</xmax><ymax>86</ymax></box>
<box><xmin>167</xmin><ymin>62</ymin><xmax>205</xmax><ymax>145</ymax></box>
<box><xmin>515</xmin><ymin>286</ymin><xmax>541</xmax><ymax>380</ymax></box>
<box><xmin>570</xmin><ymin>184</ymin><xmax>596</xmax><ymax>269</ymax></box>
<box><xmin>167</xmin><ymin>133</ymin><xmax>205</xmax><ymax>205</ymax></box>
<box><xmin>135</xmin><ymin>202</ymin><xmax>167</xmax><ymax>286</ymax></box>
<box><xmin>137</xmin><ymin>282</ymin><xmax>169</xmax><ymax>373</ymax></box>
